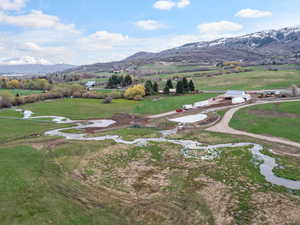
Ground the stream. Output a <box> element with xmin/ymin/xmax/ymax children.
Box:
<box><xmin>20</xmin><ymin>109</ymin><xmax>300</xmax><ymax>190</ymax></box>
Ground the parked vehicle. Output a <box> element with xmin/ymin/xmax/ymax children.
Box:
<box><xmin>176</xmin><ymin>108</ymin><xmax>184</xmax><ymax>113</ymax></box>
<box><xmin>183</xmin><ymin>104</ymin><xmax>193</xmax><ymax>110</ymax></box>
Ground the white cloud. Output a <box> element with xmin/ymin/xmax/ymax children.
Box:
<box><xmin>154</xmin><ymin>0</ymin><xmax>176</xmax><ymax>10</ymax></box>
<box><xmin>165</xmin><ymin>34</ymin><xmax>200</xmax><ymax>47</ymax></box>
<box><xmin>154</xmin><ymin>0</ymin><xmax>190</xmax><ymax>10</ymax></box>
<box><xmin>177</xmin><ymin>0</ymin><xmax>190</xmax><ymax>8</ymax></box>
<box><xmin>135</xmin><ymin>20</ymin><xmax>166</xmax><ymax>30</ymax></box>
<box><xmin>235</xmin><ymin>8</ymin><xmax>273</xmax><ymax>18</ymax></box>
<box><xmin>198</xmin><ymin>21</ymin><xmax>243</xmax><ymax>35</ymax></box>
<box><xmin>20</xmin><ymin>42</ymin><xmax>42</xmax><ymax>51</ymax></box>
<box><xmin>0</xmin><ymin>10</ymin><xmax>78</xmax><ymax>33</ymax></box>
<box><xmin>0</xmin><ymin>56</ymin><xmax>51</xmax><ymax>65</ymax></box>
<box><xmin>0</xmin><ymin>0</ymin><xmax>26</xmax><ymax>11</ymax></box>
<box><xmin>77</xmin><ymin>31</ymin><xmax>129</xmax><ymax>50</ymax></box>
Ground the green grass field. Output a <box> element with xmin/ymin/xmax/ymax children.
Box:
<box><xmin>0</xmin><ymin>109</ymin><xmax>71</xmax><ymax>143</ymax></box>
<box><xmin>1</xmin><ymin>120</ymin><xmax>300</xmax><ymax>224</ymax></box>
<box><xmin>20</xmin><ymin>98</ymin><xmax>139</xmax><ymax>120</ymax></box>
<box><xmin>1</xmin><ymin>65</ymin><xmax>300</xmax><ymax>224</ymax></box>
<box><xmin>0</xmin><ymin>144</ymin><xmax>136</xmax><ymax>225</ymax></box>
<box><xmin>0</xmin><ymin>88</ymin><xmax>42</xmax><ymax>96</ymax></box>
<box><xmin>18</xmin><ymin>94</ymin><xmax>216</xmax><ymax>119</ymax></box>
<box><xmin>230</xmin><ymin>101</ymin><xmax>300</xmax><ymax>143</ymax></box>
<box><xmin>1</xmin><ymin>130</ymin><xmax>298</xmax><ymax>225</ymax></box>
<box><xmin>194</xmin><ymin>70</ymin><xmax>300</xmax><ymax>90</ymax></box>
<box><xmin>138</xmin><ymin>62</ymin><xmax>217</xmax><ymax>74</ymax></box>
<box><xmin>134</xmin><ymin>93</ymin><xmax>217</xmax><ymax>115</ymax></box>
<box><xmin>0</xmin><ymin>93</ymin><xmax>216</xmax><ymax>142</ymax></box>
<box><xmin>153</xmin><ymin>68</ymin><xmax>300</xmax><ymax>91</ymax></box>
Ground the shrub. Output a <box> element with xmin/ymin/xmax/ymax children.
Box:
<box><xmin>102</xmin><ymin>96</ymin><xmax>113</xmax><ymax>104</ymax></box>
<box><xmin>73</xmin><ymin>91</ymin><xmax>83</xmax><ymax>98</ymax></box>
<box><xmin>0</xmin><ymin>91</ymin><xmax>15</xmax><ymax>108</ymax></box>
<box><xmin>124</xmin><ymin>85</ymin><xmax>145</xmax><ymax>100</ymax></box>
<box><xmin>8</xmin><ymin>80</ymin><xmax>20</xmax><ymax>89</ymax></box>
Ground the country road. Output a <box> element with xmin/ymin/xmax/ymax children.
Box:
<box><xmin>206</xmin><ymin>99</ymin><xmax>300</xmax><ymax>149</ymax></box>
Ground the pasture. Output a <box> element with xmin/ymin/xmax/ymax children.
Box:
<box><xmin>230</xmin><ymin>101</ymin><xmax>300</xmax><ymax>143</ymax></box>
<box><xmin>18</xmin><ymin>93</ymin><xmax>216</xmax><ymax>119</ymax></box>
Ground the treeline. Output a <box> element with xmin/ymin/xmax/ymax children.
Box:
<box><xmin>0</xmin><ymin>78</ymin><xmax>50</xmax><ymax>90</ymax></box>
<box><xmin>49</xmin><ymin>72</ymin><xmax>103</xmax><ymax>83</ymax></box>
<box><xmin>106</xmin><ymin>75</ymin><xmax>133</xmax><ymax>89</ymax></box>
<box><xmin>174</xmin><ymin>77</ymin><xmax>195</xmax><ymax>94</ymax></box>
<box><xmin>0</xmin><ymin>84</ymin><xmax>123</xmax><ymax>109</ymax></box>
<box><xmin>143</xmin><ymin>77</ymin><xmax>195</xmax><ymax>96</ymax></box>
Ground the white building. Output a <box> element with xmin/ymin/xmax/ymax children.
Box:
<box><xmin>224</xmin><ymin>90</ymin><xmax>251</xmax><ymax>104</ymax></box>
<box><xmin>194</xmin><ymin>100</ymin><xmax>210</xmax><ymax>108</ymax></box>
<box><xmin>85</xmin><ymin>81</ymin><xmax>96</xmax><ymax>88</ymax></box>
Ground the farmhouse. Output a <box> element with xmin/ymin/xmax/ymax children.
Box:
<box><xmin>85</xmin><ymin>81</ymin><xmax>96</xmax><ymax>89</ymax></box>
<box><xmin>224</xmin><ymin>90</ymin><xmax>251</xmax><ymax>104</ymax></box>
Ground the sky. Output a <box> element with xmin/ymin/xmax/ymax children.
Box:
<box><xmin>0</xmin><ymin>0</ymin><xmax>300</xmax><ymax>65</ymax></box>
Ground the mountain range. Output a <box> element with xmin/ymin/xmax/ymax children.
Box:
<box><xmin>0</xmin><ymin>64</ymin><xmax>75</xmax><ymax>75</ymax></box>
<box><xmin>64</xmin><ymin>26</ymin><xmax>300</xmax><ymax>74</ymax></box>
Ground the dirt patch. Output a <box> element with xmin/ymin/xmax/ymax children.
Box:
<box><xmin>251</xmin><ymin>192</ymin><xmax>300</xmax><ymax>225</ymax></box>
<box><xmin>73</xmin><ymin>144</ymin><xmax>131</xmax><ymax>180</ymax></box>
<box><xmin>196</xmin><ymin>176</ymin><xmax>235</xmax><ymax>225</ymax></box>
<box><xmin>118</xmin><ymin>161</ymin><xmax>170</xmax><ymax>199</ymax></box>
<box><xmin>85</xmin><ymin>113</ymin><xmax>149</xmax><ymax>134</ymax></box>
<box><xmin>198</xmin><ymin>112</ymin><xmax>219</xmax><ymax>126</ymax></box>
<box><xmin>249</xmin><ymin>109</ymin><xmax>300</xmax><ymax>119</ymax></box>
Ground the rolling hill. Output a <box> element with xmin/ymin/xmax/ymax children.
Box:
<box><xmin>64</xmin><ymin>26</ymin><xmax>300</xmax><ymax>75</ymax></box>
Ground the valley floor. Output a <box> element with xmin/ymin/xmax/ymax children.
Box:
<box><xmin>1</xmin><ymin>96</ymin><xmax>300</xmax><ymax>225</ymax></box>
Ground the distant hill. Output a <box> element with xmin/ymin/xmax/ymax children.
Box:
<box><xmin>64</xmin><ymin>26</ymin><xmax>300</xmax><ymax>74</ymax></box>
<box><xmin>0</xmin><ymin>64</ymin><xmax>76</xmax><ymax>75</ymax></box>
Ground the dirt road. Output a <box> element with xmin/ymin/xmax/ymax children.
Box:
<box><xmin>146</xmin><ymin>111</ymin><xmax>177</xmax><ymax>119</ymax></box>
<box><xmin>207</xmin><ymin>99</ymin><xmax>300</xmax><ymax>149</ymax></box>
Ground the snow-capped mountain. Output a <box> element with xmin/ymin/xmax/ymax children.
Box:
<box><xmin>180</xmin><ymin>26</ymin><xmax>300</xmax><ymax>50</ymax></box>
<box><xmin>64</xmin><ymin>26</ymin><xmax>300</xmax><ymax>74</ymax></box>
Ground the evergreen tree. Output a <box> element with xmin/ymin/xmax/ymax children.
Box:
<box><xmin>144</xmin><ymin>80</ymin><xmax>154</xmax><ymax>96</ymax></box>
<box><xmin>153</xmin><ymin>82</ymin><xmax>159</xmax><ymax>93</ymax></box>
<box><xmin>176</xmin><ymin>80</ymin><xmax>184</xmax><ymax>94</ymax></box>
<box><xmin>106</xmin><ymin>75</ymin><xmax>123</xmax><ymax>89</ymax></box>
<box><xmin>163</xmin><ymin>85</ymin><xmax>170</xmax><ymax>95</ymax></box>
<box><xmin>106</xmin><ymin>76</ymin><xmax>114</xmax><ymax>89</ymax></box>
<box><xmin>189</xmin><ymin>80</ymin><xmax>195</xmax><ymax>92</ymax></box>
<box><xmin>119</xmin><ymin>76</ymin><xmax>124</xmax><ymax>87</ymax></box>
<box><xmin>166</xmin><ymin>79</ymin><xmax>173</xmax><ymax>89</ymax></box>
<box><xmin>182</xmin><ymin>77</ymin><xmax>189</xmax><ymax>93</ymax></box>
<box><xmin>124</xmin><ymin>75</ymin><xmax>133</xmax><ymax>86</ymax></box>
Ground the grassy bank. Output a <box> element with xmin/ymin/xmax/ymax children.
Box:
<box><xmin>230</xmin><ymin>101</ymin><xmax>300</xmax><ymax>143</ymax></box>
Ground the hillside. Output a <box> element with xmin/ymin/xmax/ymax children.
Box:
<box><xmin>65</xmin><ymin>26</ymin><xmax>300</xmax><ymax>74</ymax></box>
